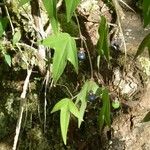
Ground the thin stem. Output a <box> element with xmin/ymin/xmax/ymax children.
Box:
<box><xmin>74</xmin><ymin>13</ymin><xmax>94</xmax><ymax>79</ymax></box>
<box><xmin>56</xmin><ymin>84</ymin><xmax>74</xmax><ymax>98</ymax></box>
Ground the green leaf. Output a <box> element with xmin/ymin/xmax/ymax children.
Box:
<box><xmin>13</xmin><ymin>30</ymin><xmax>21</xmax><ymax>45</ymax></box>
<box><xmin>143</xmin><ymin>0</ymin><xmax>150</xmax><ymax>27</ymax></box>
<box><xmin>0</xmin><ymin>17</ymin><xmax>9</xmax><ymax>37</ymax></box>
<box><xmin>42</xmin><ymin>33</ymin><xmax>78</xmax><ymax>83</ymax></box>
<box><xmin>68</xmin><ymin>100</ymin><xmax>80</xmax><ymax>118</ymax></box>
<box><xmin>76</xmin><ymin>80</ymin><xmax>99</xmax><ymax>127</ymax></box>
<box><xmin>64</xmin><ymin>0</ymin><xmax>80</xmax><ymax>22</ymax></box>
<box><xmin>19</xmin><ymin>0</ymin><xmax>30</xmax><ymax>6</ymax></box>
<box><xmin>99</xmin><ymin>88</ymin><xmax>111</xmax><ymax>132</ymax></box>
<box><xmin>51</xmin><ymin>99</ymin><xmax>68</xmax><ymax>113</ymax></box>
<box><xmin>51</xmin><ymin>98</ymin><xmax>79</xmax><ymax>145</ymax></box>
<box><xmin>134</xmin><ymin>33</ymin><xmax>150</xmax><ymax>58</ymax></box>
<box><xmin>97</xmin><ymin>16</ymin><xmax>110</xmax><ymax>63</ymax></box>
<box><xmin>43</xmin><ymin>0</ymin><xmax>58</xmax><ymax>34</ymax></box>
<box><xmin>4</xmin><ymin>53</ymin><xmax>11</xmax><ymax>67</ymax></box>
<box><xmin>60</xmin><ymin>106</ymin><xmax>70</xmax><ymax>145</ymax></box>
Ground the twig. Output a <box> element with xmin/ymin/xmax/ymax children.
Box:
<box><xmin>74</xmin><ymin>13</ymin><xmax>94</xmax><ymax>79</ymax></box>
<box><xmin>12</xmin><ymin>67</ymin><xmax>33</xmax><ymax>150</ymax></box>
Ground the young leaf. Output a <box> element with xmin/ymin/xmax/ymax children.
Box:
<box><xmin>42</xmin><ymin>33</ymin><xmax>78</xmax><ymax>83</ymax></box>
<box><xmin>4</xmin><ymin>53</ymin><xmax>11</xmax><ymax>67</ymax></box>
<box><xmin>134</xmin><ymin>33</ymin><xmax>150</xmax><ymax>59</ymax></box>
<box><xmin>51</xmin><ymin>98</ymin><xmax>80</xmax><ymax>145</ymax></box>
<box><xmin>0</xmin><ymin>17</ymin><xmax>9</xmax><ymax>37</ymax></box>
<box><xmin>51</xmin><ymin>99</ymin><xmax>68</xmax><ymax>113</ymax></box>
<box><xmin>143</xmin><ymin>0</ymin><xmax>150</xmax><ymax>27</ymax></box>
<box><xmin>13</xmin><ymin>30</ymin><xmax>21</xmax><ymax>45</ymax></box>
<box><xmin>99</xmin><ymin>88</ymin><xmax>111</xmax><ymax>132</ymax></box>
<box><xmin>76</xmin><ymin>80</ymin><xmax>99</xmax><ymax>127</ymax></box>
<box><xmin>64</xmin><ymin>0</ymin><xmax>80</xmax><ymax>22</ymax></box>
<box><xmin>97</xmin><ymin>16</ymin><xmax>110</xmax><ymax>63</ymax></box>
<box><xmin>19</xmin><ymin>0</ymin><xmax>30</xmax><ymax>6</ymax></box>
<box><xmin>68</xmin><ymin>100</ymin><xmax>80</xmax><ymax>118</ymax></box>
<box><xmin>60</xmin><ymin>106</ymin><xmax>70</xmax><ymax>145</ymax></box>
<box><xmin>43</xmin><ymin>0</ymin><xmax>58</xmax><ymax>34</ymax></box>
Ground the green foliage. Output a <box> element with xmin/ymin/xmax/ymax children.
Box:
<box><xmin>143</xmin><ymin>0</ymin><xmax>150</xmax><ymax>27</ymax></box>
<box><xmin>97</xmin><ymin>16</ymin><xmax>110</xmax><ymax>64</ymax></box>
<box><xmin>51</xmin><ymin>98</ymin><xmax>80</xmax><ymax>145</ymax></box>
<box><xmin>18</xmin><ymin>0</ymin><xmax>30</xmax><ymax>6</ymax></box>
<box><xmin>64</xmin><ymin>0</ymin><xmax>81</xmax><ymax>22</ymax></box>
<box><xmin>4</xmin><ymin>53</ymin><xmax>11</xmax><ymax>67</ymax></box>
<box><xmin>99</xmin><ymin>88</ymin><xmax>111</xmax><ymax>132</ymax></box>
<box><xmin>42</xmin><ymin>32</ymin><xmax>78</xmax><ymax>83</ymax></box>
<box><xmin>13</xmin><ymin>29</ymin><xmax>21</xmax><ymax>45</ymax></box>
<box><xmin>135</xmin><ymin>33</ymin><xmax>150</xmax><ymax>58</ymax></box>
<box><xmin>76</xmin><ymin>80</ymin><xmax>99</xmax><ymax>127</ymax></box>
<box><xmin>0</xmin><ymin>17</ymin><xmax>9</xmax><ymax>37</ymax></box>
<box><xmin>43</xmin><ymin>0</ymin><xmax>58</xmax><ymax>34</ymax></box>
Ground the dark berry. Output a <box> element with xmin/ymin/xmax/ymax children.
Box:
<box><xmin>78</xmin><ymin>50</ymin><xmax>86</xmax><ymax>60</ymax></box>
<box><xmin>88</xmin><ymin>91</ymin><xmax>96</xmax><ymax>102</ymax></box>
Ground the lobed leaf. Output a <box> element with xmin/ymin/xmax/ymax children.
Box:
<box><xmin>42</xmin><ymin>33</ymin><xmax>78</xmax><ymax>83</ymax></box>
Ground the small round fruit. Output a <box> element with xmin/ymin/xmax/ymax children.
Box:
<box><xmin>78</xmin><ymin>50</ymin><xmax>86</xmax><ymax>60</ymax></box>
<box><xmin>88</xmin><ymin>91</ymin><xmax>96</xmax><ymax>102</ymax></box>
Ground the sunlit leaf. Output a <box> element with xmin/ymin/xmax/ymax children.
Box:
<box><xmin>97</xmin><ymin>16</ymin><xmax>110</xmax><ymax>62</ymax></box>
<box><xmin>68</xmin><ymin>100</ymin><xmax>80</xmax><ymax>118</ymax></box>
<box><xmin>134</xmin><ymin>33</ymin><xmax>150</xmax><ymax>58</ymax></box>
<box><xmin>42</xmin><ymin>33</ymin><xmax>78</xmax><ymax>83</ymax></box>
<box><xmin>51</xmin><ymin>99</ymin><xmax>68</xmax><ymax>113</ymax></box>
<box><xmin>76</xmin><ymin>80</ymin><xmax>99</xmax><ymax>127</ymax></box>
<box><xmin>13</xmin><ymin>30</ymin><xmax>21</xmax><ymax>45</ymax></box>
<box><xmin>64</xmin><ymin>0</ymin><xmax>80</xmax><ymax>22</ymax></box>
<box><xmin>60</xmin><ymin>106</ymin><xmax>70</xmax><ymax>145</ymax></box>
<box><xmin>51</xmin><ymin>98</ymin><xmax>79</xmax><ymax>145</ymax></box>
<box><xmin>4</xmin><ymin>53</ymin><xmax>11</xmax><ymax>67</ymax></box>
<box><xmin>99</xmin><ymin>88</ymin><xmax>111</xmax><ymax>132</ymax></box>
<box><xmin>19</xmin><ymin>0</ymin><xmax>30</xmax><ymax>6</ymax></box>
<box><xmin>0</xmin><ymin>17</ymin><xmax>9</xmax><ymax>37</ymax></box>
<box><xmin>43</xmin><ymin>0</ymin><xmax>58</xmax><ymax>34</ymax></box>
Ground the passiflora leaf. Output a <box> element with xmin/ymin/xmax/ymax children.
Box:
<box><xmin>13</xmin><ymin>30</ymin><xmax>21</xmax><ymax>45</ymax></box>
<box><xmin>76</xmin><ymin>80</ymin><xmax>99</xmax><ymax>127</ymax></box>
<box><xmin>51</xmin><ymin>99</ymin><xmax>68</xmax><ymax>113</ymax></box>
<box><xmin>4</xmin><ymin>53</ymin><xmax>11</xmax><ymax>67</ymax></box>
<box><xmin>60</xmin><ymin>106</ymin><xmax>70</xmax><ymax>145</ymax></box>
<box><xmin>143</xmin><ymin>0</ymin><xmax>150</xmax><ymax>27</ymax></box>
<box><xmin>99</xmin><ymin>88</ymin><xmax>111</xmax><ymax>132</ymax></box>
<box><xmin>97</xmin><ymin>16</ymin><xmax>110</xmax><ymax>63</ymax></box>
<box><xmin>0</xmin><ymin>17</ymin><xmax>9</xmax><ymax>37</ymax></box>
<box><xmin>51</xmin><ymin>98</ymin><xmax>80</xmax><ymax>145</ymax></box>
<box><xmin>68</xmin><ymin>100</ymin><xmax>80</xmax><ymax>118</ymax></box>
<box><xmin>43</xmin><ymin>0</ymin><xmax>58</xmax><ymax>34</ymax></box>
<box><xmin>64</xmin><ymin>0</ymin><xmax>80</xmax><ymax>22</ymax></box>
<box><xmin>42</xmin><ymin>33</ymin><xmax>78</xmax><ymax>83</ymax></box>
